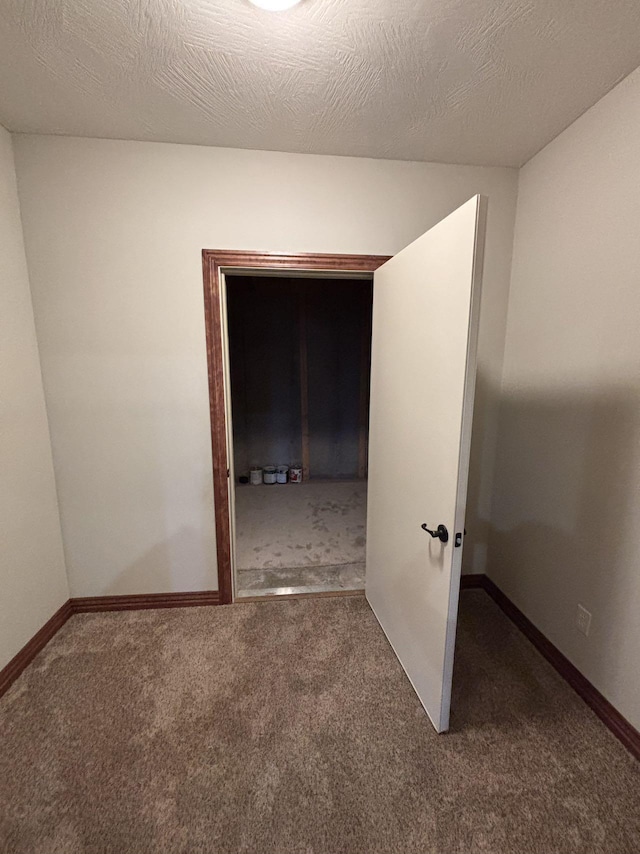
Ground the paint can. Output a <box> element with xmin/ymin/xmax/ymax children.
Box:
<box><xmin>263</xmin><ymin>466</ymin><xmax>277</xmax><ymax>485</ymax></box>
<box><xmin>249</xmin><ymin>467</ymin><xmax>262</xmax><ymax>485</ymax></box>
<box><xmin>276</xmin><ymin>465</ymin><xmax>289</xmax><ymax>484</ymax></box>
<box><xmin>289</xmin><ymin>465</ymin><xmax>303</xmax><ymax>483</ymax></box>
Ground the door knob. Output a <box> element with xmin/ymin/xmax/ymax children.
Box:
<box><xmin>421</xmin><ymin>523</ymin><xmax>449</xmax><ymax>544</ymax></box>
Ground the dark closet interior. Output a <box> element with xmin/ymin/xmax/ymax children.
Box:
<box><xmin>226</xmin><ymin>275</ymin><xmax>374</xmax><ymax>480</ymax></box>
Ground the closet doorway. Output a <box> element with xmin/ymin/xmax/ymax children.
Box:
<box><xmin>227</xmin><ymin>274</ymin><xmax>373</xmax><ymax>598</ymax></box>
<box><xmin>202</xmin><ymin>252</ymin><xmax>389</xmax><ymax>606</ymax></box>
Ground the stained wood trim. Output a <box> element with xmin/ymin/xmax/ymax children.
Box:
<box><xmin>202</xmin><ymin>251</ymin><xmax>234</xmax><ymax>606</ymax></box>
<box><xmin>0</xmin><ymin>590</ymin><xmax>223</xmax><ymax>698</ymax></box>
<box><xmin>461</xmin><ymin>574</ymin><xmax>640</xmax><ymax>761</ymax></box>
<box><xmin>0</xmin><ymin>601</ymin><xmax>73</xmax><ymax>698</ymax></box>
<box><xmin>459</xmin><ymin>573</ymin><xmax>485</xmax><ymax>589</ymax></box>
<box><xmin>202</xmin><ymin>251</ymin><xmax>390</xmax><ymax>604</ymax></box>
<box><xmin>298</xmin><ymin>289</ymin><xmax>310</xmax><ymax>480</ymax></box>
<box><xmin>71</xmin><ymin>590</ymin><xmax>220</xmax><ymax>612</ymax></box>
<box><xmin>202</xmin><ymin>251</ymin><xmax>391</xmax><ymax>274</ymax></box>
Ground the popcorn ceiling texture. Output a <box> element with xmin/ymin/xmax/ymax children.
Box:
<box><xmin>1</xmin><ymin>0</ymin><xmax>640</xmax><ymax>167</ymax></box>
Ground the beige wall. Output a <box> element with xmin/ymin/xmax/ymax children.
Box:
<box><xmin>489</xmin><ymin>68</ymin><xmax>640</xmax><ymax>730</ymax></box>
<box><xmin>13</xmin><ymin>135</ymin><xmax>518</xmax><ymax>597</ymax></box>
<box><xmin>0</xmin><ymin>126</ymin><xmax>68</xmax><ymax>669</ymax></box>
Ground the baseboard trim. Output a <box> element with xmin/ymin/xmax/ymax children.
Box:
<box><xmin>0</xmin><ymin>600</ymin><xmax>73</xmax><ymax>698</ymax></box>
<box><xmin>6</xmin><ymin>578</ymin><xmax>638</xmax><ymax>761</ymax></box>
<box><xmin>461</xmin><ymin>573</ymin><xmax>640</xmax><ymax>761</ymax></box>
<box><xmin>0</xmin><ymin>590</ymin><xmax>221</xmax><ymax>699</ymax></box>
<box><xmin>70</xmin><ymin>590</ymin><xmax>221</xmax><ymax>612</ymax></box>
<box><xmin>459</xmin><ymin>573</ymin><xmax>485</xmax><ymax>589</ymax></box>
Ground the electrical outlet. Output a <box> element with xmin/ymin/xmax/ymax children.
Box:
<box><xmin>576</xmin><ymin>604</ymin><xmax>592</xmax><ymax>637</ymax></box>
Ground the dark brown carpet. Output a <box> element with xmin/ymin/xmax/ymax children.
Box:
<box><xmin>1</xmin><ymin>592</ymin><xmax>639</xmax><ymax>854</ymax></box>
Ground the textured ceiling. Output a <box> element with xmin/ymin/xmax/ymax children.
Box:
<box><xmin>1</xmin><ymin>0</ymin><xmax>640</xmax><ymax>167</ymax></box>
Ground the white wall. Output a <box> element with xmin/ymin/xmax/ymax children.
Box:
<box><xmin>13</xmin><ymin>135</ymin><xmax>518</xmax><ymax>597</ymax></box>
<box><xmin>0</xmin><ymin>126</ymin><xmax>68</xmax><ymax>669</ymax></box>
<box><xmin>490</xmin><ymin>68</ymin><xmax>640</xmax><ymax>730</ymax></box>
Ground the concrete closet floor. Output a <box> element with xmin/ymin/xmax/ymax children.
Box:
<box><xmin>234</xmin><ymin>480</ymin><xmax>366</xmax><ymax>597</ymax></box>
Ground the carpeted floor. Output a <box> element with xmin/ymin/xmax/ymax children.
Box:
<box><xmin>1</xmin><ymin>592</ymin><xmax>639</xmax><ymax>854</ymax></box>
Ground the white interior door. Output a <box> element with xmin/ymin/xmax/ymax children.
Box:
<box><xmin>366</xmin><ymin>195</ymin><xmax>487</xmax><ymax>733</ymax></box>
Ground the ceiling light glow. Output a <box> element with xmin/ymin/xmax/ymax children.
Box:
<box><xmin>248</xmin><ymin>0</ymin><xmax>302</xmax><ymax>10</ymax></box>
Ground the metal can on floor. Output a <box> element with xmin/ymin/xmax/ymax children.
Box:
<box><xmin>276</xmin><ymin>465</ymin><xmax>289</xmax><ymax>484</ymax></box>
<box><xmin>249</xmin><ymin>467</ymin><xmax>262</xmax><ymax>485</ymax></box>
<box><xmin>263</xmin><ymin>466</ymin><xmax>277</xmax><ymax>484</ymax></box>
<box><xmin>289</xmin><ymin>465</ymin><xmax>303</xmax><ymax>483</ymax></box>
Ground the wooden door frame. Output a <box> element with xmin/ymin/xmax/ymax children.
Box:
<box><xmin>202</xmin><ymin>250</ymin><xmax>390</xmax><ymax>604</ymax></box>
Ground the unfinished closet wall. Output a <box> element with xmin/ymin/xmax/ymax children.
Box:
<box><xmin>227</xmin><ymin>276</ymin><xmax>372</xmax><ymax>481</ymax></box>
<box><xmin>227</xmin><ymin>277</ymin><xmax>302</xmax><ymax>477</ymax></box>
<box><xmin>306</xmin><ymin>280</ymin><xmax>372</xmax><ymax>478</ymax></box>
